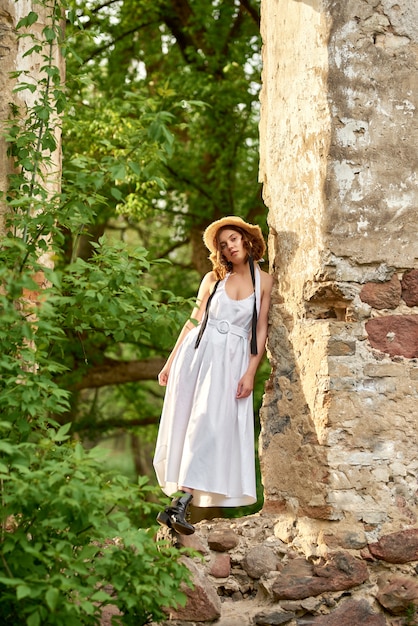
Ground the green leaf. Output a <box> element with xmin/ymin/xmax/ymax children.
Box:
<box><xmin>51</xmin><ymin>422</ymin><xmax>72</xmax><ymax>442</ymax></box>
<box><xmin>66</xmin><ymin>9</ymin><xmax>77</xmax><ymax>25</ymax></box>
<box><xmin>27</xmin><ymin>610</ymin><xmax>40</xmax><ymax>626</ymax></box>
<box><xmin>22</xmin><ymin>45</ymin><xmax>43</xmax><ymax>58</ymax></box>
<box><xmin>16</xmin><ymin>584</ymin><xmax>32</xmax><ymax>600</ymax></box>
<box><xmin>79</xmin><ymin>600</ymin><xmax>95</xmax><ymax>615</ymax></box>
<box><xmin>16</xmin><ymin>11</ymin><xmax>38</xmax><ymax>29</ymax></box>
<box><xmin>13</xmin><ymin>83</ymin><xmax>37</xmax><ymax>94</ymax></box>
<box><xmin>74</xmin><ymin>443</ymin><xmax>85</xmax><ymax>460</ymax></box>
<box><xmin>45</xmin><ymin>587</ymin><xmax>59</xmax><ymax>611</ymax></box>
<box><xmin>127</xmin><ymin>161</ymin><xmax>141</xmax><ymax>176</ymax></box>
<box><xmin>110</xmin><ymin>186</ymin><xmax>123</xmax><ymax>200</ymax></box>
<box><xmin>90</xmin><ymin>589</ymin><xmax>111</xmax><ymax>602</ymax></box>
<box><xmin>0</xmin><ymin>441</ymin><xmax>15</xmax><ymax>455</ymax></box>
<box><xmin>0</xmin><ymin>576</ymin><xmax>24</xmax><ymax>586</ymax></box>
<box><xmin>109</xmin><ymin>163</ymin><xmax>126</xmax><ymax>180</ymax></box>
<box><xmin>43</xmin><ymin>26</ymin><xmax>56</xmax><ymax>43</ymax></box>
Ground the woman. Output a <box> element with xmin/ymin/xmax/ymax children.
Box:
<box><xmin>153</xmin><ymin>216</ymin><xmax>273</xmax><ymax>534</ymax></box>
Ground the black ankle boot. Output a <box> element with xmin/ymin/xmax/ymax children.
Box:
<box><xmin>170</xmin><ymin>492</ymin><xmax>195</xmax><ymax>535</ymax></box>
<box><xmin>156</xmin><ymin>507</ymin><xmax>172</xmax><ymax>529</ymax></box>
<box><xmin>156</xmin><ymin>492</ymin><xmax>195</xmax><ymax>535</ymax></box>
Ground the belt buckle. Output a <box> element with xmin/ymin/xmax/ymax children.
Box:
<box><xmin>217</xmin><ymin>320</ymin><xmax>230</xmax><ymax>334</ymax></box>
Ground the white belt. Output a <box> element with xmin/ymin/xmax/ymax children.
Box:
<box><xmin>207</xmin><ymin>319</ymin><xmax>248</xmax><ymax>339</ymax></box>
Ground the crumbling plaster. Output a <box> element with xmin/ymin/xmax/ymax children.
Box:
<box><xmin>325</xmin><ymin>0</ymin><xmax>418</xmax><ymax>266</ymax></box>
<box><xmin>259</xmin><ymin>0</ymin><xmax>418</xmax><ymax>537</ymax></box>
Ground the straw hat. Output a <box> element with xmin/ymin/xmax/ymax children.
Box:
<box><xmin>203</xmin><ymin>216</ymin><xmax>266</xmax><ymax>260</ymax></box>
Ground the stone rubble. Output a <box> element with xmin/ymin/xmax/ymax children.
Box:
<box><xmin>152</xmin><ymin>514</ymin><xmax>418</xmax><ymax>626</ymax></box>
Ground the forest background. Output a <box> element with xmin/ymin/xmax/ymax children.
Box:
<box><xmin>0</xmin><ymin>0</ymin><xmax>268</xmax><ymax>623</ymax></box>
<box><xmin>56</xmin><ymin>0</ymin><xmax>268</xmax><ymax>507</ymax></box>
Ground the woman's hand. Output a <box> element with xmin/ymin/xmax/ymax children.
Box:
<box><xmin>158</xmin><ymin>365</ymin><xmax>170</xmax><ymax>386</ymax></box>
<box><xmin>236</xmin><ymin>371</ymin><xmax>254</xmax><ymax>399</ymax></box>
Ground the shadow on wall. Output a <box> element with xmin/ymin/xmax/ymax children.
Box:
<box><xmin>260</xmin><ymin>227</ymin><xmax>333</xmax><ymax>521</ymax></box>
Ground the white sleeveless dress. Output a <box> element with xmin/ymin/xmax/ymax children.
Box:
<box><xmin>153</xmin><ymin>269</ymin><xmax>261</xmax><ymax>508</ymax></box>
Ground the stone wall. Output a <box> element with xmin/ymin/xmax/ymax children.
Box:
<box><xmin>258</xmin><ymin>0</ymin><xmax>418</xmax><ymax>541</ymax></box>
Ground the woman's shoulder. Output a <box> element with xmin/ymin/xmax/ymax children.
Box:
<box><xmin>200</xmin><ymin>271</ymin><xmax>219</xmax><ymax>291</ymax></box>
<box><xmin>258</xmin><ymin>267</ymin><xmax>274</xmax><ymax>291</ymax></box>
<box><xmin>202</xmin><ymin>270</ymin><xmax>218</xmax><ymax>283</ymax></box>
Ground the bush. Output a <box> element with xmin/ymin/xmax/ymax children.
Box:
<box><xmin>0</xmin><ymin>423</ymin><xmax>190</xmax><ymax>625</ymax></box>
<box><xmin>0</xmin><ymin>4</ymin><xmax>193</xmax><ymax>622</ymax></box>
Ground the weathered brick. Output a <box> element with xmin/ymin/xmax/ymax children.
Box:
<box><xmin>209</xmin><ymin>553</ymin><xmax>231</xmax><ymax>579</ymax></box>
<box><xmin>363</xmin><ymin>363</ymin><xmax>407</xmax><ymax>377</ymax></box>
<box><xmin>369</xmin><ymin>528</ymin><xmax>418</xmax><ymax>564</ymax></box>
<box><xmin>306</xmin><ymin>599</ymin><xmax>386</xmax><ymax>625</ymax></box>
<box><xmin>271</xmin><ymin>552</ymin><xmax>369</xmax><ymax>600</ymax></box>
<box><xmin>258</xmin><ymin>0</ymin><xmax>418</xmax><ymax>531</ymax></box>
<box><xmin>328</xmin><ymin>339</ymin><xmax>356</xmax><ymax>356</ymax></box>
<box><xmin>365</xmin><ymin>315</ymin><xmax>418</xmax><ymax>358</ymax></box>
<box><xmin>377</xmin><ymin>575</ymin><xmax>418</xmax><ymax>615</ymax></box>
<box><xmin>401</xmin><ymin>269</ymin><xmax>418</xmax><ymax>307</ymax></box>
<box><xmin>360</xmin><ymin>275</ymin><xmax>402</xmax><ymax>310</ymax></box>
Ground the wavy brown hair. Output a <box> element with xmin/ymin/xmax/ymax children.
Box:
<box><xmin>208</xmin><ymin>226</ymin><xmax>266</xmax><ymax>280</ymax></box>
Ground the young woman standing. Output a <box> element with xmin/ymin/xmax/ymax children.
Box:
<box><xmin>153</xmin><ymin>216</ymin><xmax>273</xmax><ymax>534</ymax></box>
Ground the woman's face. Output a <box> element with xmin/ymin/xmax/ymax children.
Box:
<box><xmin>218</xmin><ymin>228</ymin><xmax>246</xmax><ymax>264</ymax></box>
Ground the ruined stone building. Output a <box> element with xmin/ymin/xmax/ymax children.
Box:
<box><xmin>259</xmin><ymin>0</ymin><xmax>418</xmax><ymax>544</ymax></box>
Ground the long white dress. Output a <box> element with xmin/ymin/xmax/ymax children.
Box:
<box><xmin>153</xmin><ymin>269</ymin><xmax>261</xmax><ymax>508</ymax></box>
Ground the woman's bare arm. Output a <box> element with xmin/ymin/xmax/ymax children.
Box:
<box><xmin>158</xmin><ymin>271</ymin><xmax>218</xmax><ymax>386</ymax></box>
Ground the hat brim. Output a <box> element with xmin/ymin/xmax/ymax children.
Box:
<box><xmin>203</xmin><ymin>216</ymin><xmax>266</xmax><ymax>260</ymax></box>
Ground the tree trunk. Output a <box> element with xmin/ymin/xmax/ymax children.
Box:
<box><xmin>0</xmin><ymin>0</ymin><xmax>64</xmax><ymax>238</ymax></box>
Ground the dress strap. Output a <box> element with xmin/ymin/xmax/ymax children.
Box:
<box><xmin>249</xmin><ymin>256</ymin><xmax>258</xmax><ymax>355</ymax></box>
<box><xmin>255</xmin><ymin>265</ymin><xmax>261</xmax><ymax>317</ymax></box>
<box><xmin>194</xmin><ymin>279</ymin><xmax>220</xmax><ymax>349</ymax></box>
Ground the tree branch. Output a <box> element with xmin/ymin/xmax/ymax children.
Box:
<box><xmin>74</xmin><ymin>356</ymin><xmax>166</xmax><ymax>390</ymax></box>
<box><xmin>84</xmin><ymin>23</ymin><xmax>156</xmax><ymax>61</ymax></box>
<box><xmin>239</xmin><ymin>0</ymin><xmax>260</xmax><ymax>27</ymax></box>
<box><xmin>73</xmin><ymin>415</ymin><xmax>160</xmax><ymax>433</ymax></box>
<box><xmin>90</xmin><ymin>0</ymin><xmax>121</xmax><ymax>14</ymax></box>
<box><xmin>161</xmin><ymin>0</ymin><xmax>209</xmax><ymax>63</ymax></box>
<box><xmin>164</xmin><ymin>163</ymin><xmax>218</xmax><ymax>204</ymax></box>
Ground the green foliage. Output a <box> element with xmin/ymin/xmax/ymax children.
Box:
<box><xmin>0</xmin><ymin>423</ymin><xmax>190</xmax><ymax>625</ymax></box>
<box><xmin>1</xmin><ymin>2</ymin><xmax>194</xmax><ymax>623</ymax></box>
<box><xmin>0</xmin><ymin>244</ymin><xmax>71</xmax><ymax>426</ymax></box>
<box><xmin>403</xmin><ymin>604</ymin><xmax>418</xmax><ymax>626</ymax></box>
<box><xmin>54</xmin><ymin>0</ymin><xmax>270</xmax><ymax>518</ymax></box>
<box><xmin>56</xmin><ymin>0</ymin><xmax>267</xmax><ymax>454</ymax></box>
<box><xmin>3</xmin><ymin>24</ymin><xmax>268</xmax><ymax>626</ymax></box>
<box><xmin>64</xmin><ymin>0</ymin><xmax>263</xmax><ymax>236</ymax></box>
<box><xmin>63</xmin><ymin>89</ymin><xmax>179</xmax><ymax>224</ymax></box>
<box><xmin>45</xmin><ymin>236</ymin><xmax>190</xmax><ymax>387</ymax></box>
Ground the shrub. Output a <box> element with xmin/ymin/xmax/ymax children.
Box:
<box><xmin>0</xmin><ymin>4</ymin><xmax>192</xmax><ymax>622</ymax></box>
<box><xmin>0</xmin><ymin>423</ymin><xmax>190</xmax><ymax>625</ymax></box>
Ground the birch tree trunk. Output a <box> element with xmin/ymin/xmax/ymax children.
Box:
<box><xmin>0</xmin><ymin>0</ymin><xmax>63</xmax><ymax>243</ymax></box>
